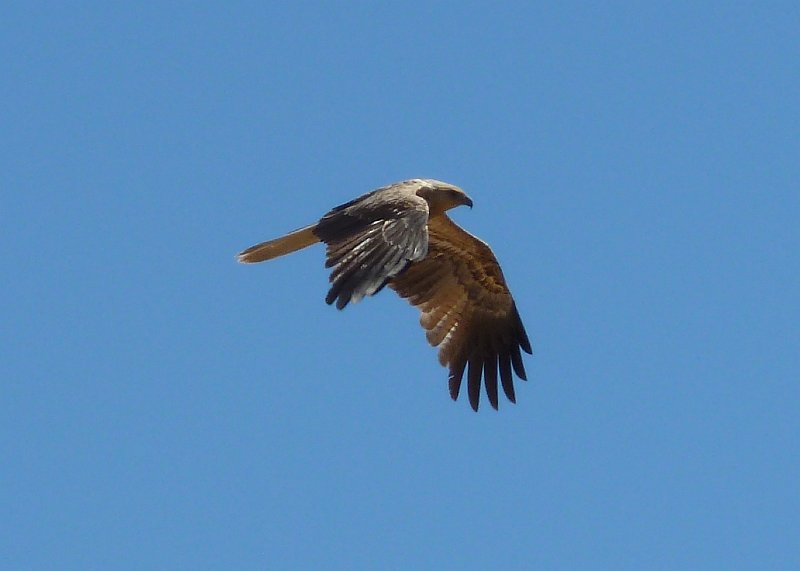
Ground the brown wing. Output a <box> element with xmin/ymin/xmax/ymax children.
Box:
<box><xmin>314</xmin><ymin>183</ymin><xmax>430</xmax><ymax>309</ymax></box>
<box><xmin>390</xmin><ymin>215</ymin><xmax>532</xmax><ymax>411</ymax></box>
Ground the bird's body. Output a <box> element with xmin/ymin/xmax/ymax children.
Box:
<box><xmin>238</xmin><ymin>179</ymin><xmax>531</xmax><ymax>410</ymax></box>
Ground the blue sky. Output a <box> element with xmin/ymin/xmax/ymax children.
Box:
<box><xmin>3</xmin><ymin>2</ymin><xmax>798</xmax><ymax>569</ymax></box>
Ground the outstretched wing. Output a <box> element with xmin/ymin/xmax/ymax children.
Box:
<box><xmin>313</xmin><ymin>184</ymin><xmax>430</xmax><ymax>309</ymax></box>
<box><xmin>390</xmin><ymin>215</ymin><xmax>532</xmax><ymax>411</ymax></box>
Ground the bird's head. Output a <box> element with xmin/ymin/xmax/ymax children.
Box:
<box><xmin>415</xmin><ymin>179</ymin><xmax>473</xmax><ymax>215</ymax></box>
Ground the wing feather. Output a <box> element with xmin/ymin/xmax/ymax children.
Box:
<box><xmin>314</xmin><ymin>186</ymin><xmax>430</xmax><ymax>309</ymax></box>
<box><xmin>391</xmin><ymin>214</ymin><xmax>531</xmax><ymax>411</ymax></box>
<box><xmin>484</xmin><ymin>348</ymin><xmax>499</xmax><ymax>410</ymax></box>
<box><xmin>467</xmin><ymin>353</ymin><xmax>483</xmax><ymax>411</ymax></box>
<box><xmin>499</xmin><ymin>353</ymin><xmax>515</xmax><ymax>403</ymax></box>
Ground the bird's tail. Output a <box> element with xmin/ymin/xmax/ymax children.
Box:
<box><xmin>237</xmin><ymin>224</ymin><xmax>320</xmax><ymax>263</ymax></box>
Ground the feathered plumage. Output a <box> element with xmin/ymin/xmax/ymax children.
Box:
<box><xmin>238</xmin><ymin>179</ymin><xmax>532</xmax><ymax>410</ymax></box>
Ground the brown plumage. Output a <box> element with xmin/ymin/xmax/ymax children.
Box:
<box><xmin>237</xmin><ymin>179</ymin><xmax>532</xmax><ymax>411</ymax></box>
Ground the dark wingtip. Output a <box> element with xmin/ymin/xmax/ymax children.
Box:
<box><xmin>467</xmin><ymin>356</ymin><xmax>482</xmax><ymax>411</ymax></box>
<box><xmin>514</xmin><ymin>306</ymin><xmax>533</xmax><ymax>354</ymax></box>
<box><xmin>325</xmin><ymin>284</ymin><xmax>350</xmax><ymax>310</ymax></box>
<box><xmin>324</xmin><ymin>289</ymin><xmax>337</xmax><ymax>306</ymax></box>
<box><xmin>510</xmin><ymin>344</ymin><xmax>528</xmax><ymax>381</ymax></box>
<box><xmin>448</xmin><ymin>359</ymin><xmax>467</xmax><ymax>402</ymax></box>
<box><xmin>485</xmin><ymin>352</ymin><xmax>499</xmax><ymax>410</ymax></box>
<box><xmin>448</xmin><ymin>374</ymin><xmax>461</xmax><ymax>401</ymax></box>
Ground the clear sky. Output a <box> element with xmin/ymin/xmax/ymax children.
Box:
<box><xmin>3</xmin><ymin>2</ymin><xmax>798</xmax><ymax>569</ymax></box>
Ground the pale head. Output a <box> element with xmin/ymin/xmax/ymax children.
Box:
<box><xmin>413</xmin><ymin>179</ymin><xmax>473</xmax><ymax>215</ymax></box>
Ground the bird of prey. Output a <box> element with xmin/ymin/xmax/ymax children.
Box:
<box><xmin>238</xmin><ymin>179</ymin><xmax>532</xmax><ymax>411</ymax></box>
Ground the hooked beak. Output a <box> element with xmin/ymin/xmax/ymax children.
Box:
<box><xmin>462</xmin><ymin>195</ymin><xmax>473</xmax><ymax>209</ymax></box>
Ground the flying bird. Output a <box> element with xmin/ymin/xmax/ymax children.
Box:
<box><xmin>237</xmin><ymin>179</ymin><xmax>532</xmax><ymax>411</ymax></box>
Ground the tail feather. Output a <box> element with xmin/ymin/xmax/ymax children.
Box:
<box><xmin>237</xmin><ymin>224</ymin><xmax>320</xmax><ymax>263</ymax></box>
